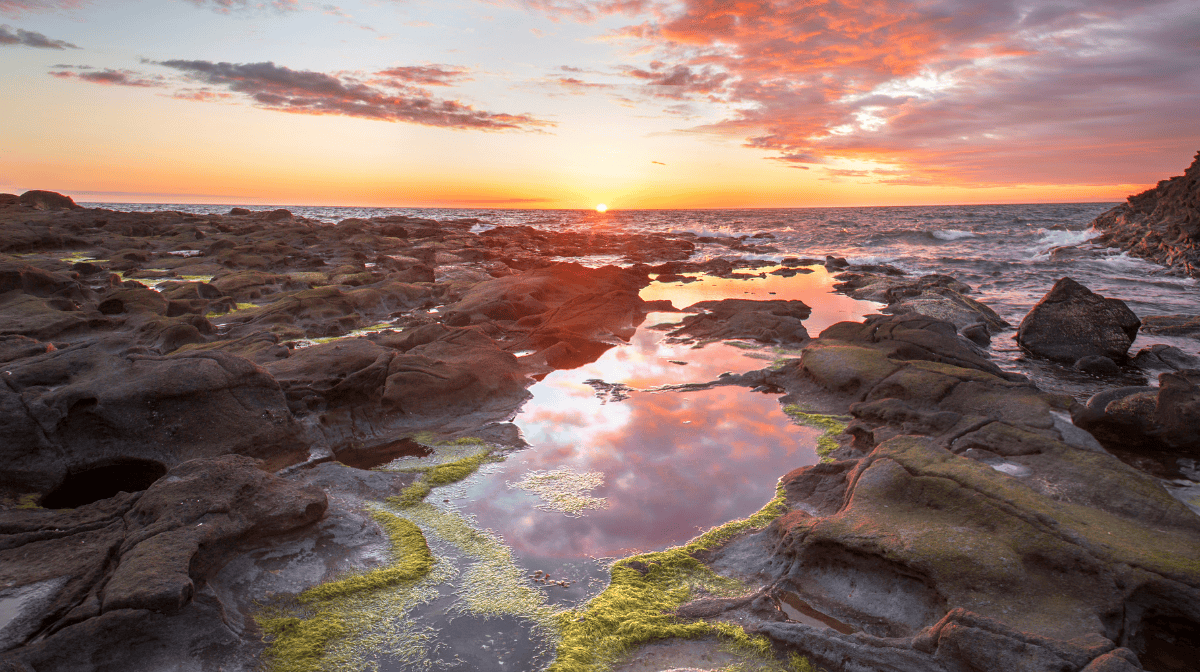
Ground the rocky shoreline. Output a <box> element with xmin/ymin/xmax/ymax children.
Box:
<box><xmin>1</xmin><ymin>191</ymin><xmax>1198</xmax><ymax>672</ymax></box>
<box><xmin>1093</xmin><ymin>151</ymin><xmax>1200</xmax><ymax>279</ymax></box>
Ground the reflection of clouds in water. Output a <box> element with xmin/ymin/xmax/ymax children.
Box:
<box><xmin>465</xmin><ymin>385</ymin><xmax>818</xmax><ymax>560</ymax></box>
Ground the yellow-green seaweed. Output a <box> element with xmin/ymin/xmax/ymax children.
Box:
<box><xmin>300</xmin><ymin>512</ymin><xmax>433</xmax><ymax>602</ymax></box>
<box><xmin>548</xmin><ymin>483</ymin><xmax>795</xmax><ymax>672</ymax></box>
<box><xmin>782</xmin><ymin>406</ymin><xmax>849</xmax><ymax>460</ymax></box>
<box><xmin>387</xmin><ymin>447</ymin><xmax>497</xmax><ymax>507</ymax></box>
<box><xmin>258</xmin><ymin>510</ymin><xmax>437</xmax><ymax>672</ymax></box>
<box><xmin>507</xmin><ymin>468</ymin><xmax>608</xmax><ymax>517</ymax></box>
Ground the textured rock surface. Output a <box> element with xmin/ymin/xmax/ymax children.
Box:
<box><xmin>1017</xmin><ymin>277</ymin><xmax>1141</xmax><ymax>364</ymax></box>
<box><xmin>691</xmin><ymin>314</ymin><xmax>1200</xmax><ymax>672</ymax></box>
<box><xmin>0</xmin><ymin>456</ymin><xmax>325</xmax><ymax>668</ymax></box>
<box><xmin>1093</xmin><ymin>151</ymin><xmax>1200</xmax><ymax>277</ymax></box>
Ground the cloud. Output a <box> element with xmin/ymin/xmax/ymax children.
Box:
<box><xmin>181</xmin><ymin>0</ymin><xmax>301</xmax><ymax>13</ymax></box>
<box><xmin>0</xmin><ymin>1</ymin><xmax>87</xmax><ymax>17</ymax></box>
<box><xmin>0</xmin><ymin>23</ymin><xmax>77</xmax><ymax>48</ymax></box>
<box><xmin>374</xmin><ymin>64</ymin><xmax>472</xmax><ymax>87</ymax></box>
<box><xmin>485</xmin><ymin>0</ymin><xmax>656</xmax><ymax>22</ymax></box>
<box><xmin>156</xmin><ymin>59</ymin><xmax>553</xmax><ymax>131</ymax></box>
<box><xmin>598</xmin><ymin>0</ymin><xmax>1200</xmax><ymax>185</ymax></box>
<box><xmin>49</xmin><ymin>65</ymin><xmax>164</xmax><ymax>86</ymax></box>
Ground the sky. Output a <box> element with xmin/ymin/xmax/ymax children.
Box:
<box><xmin>2</xmin><ymin>0</ymin><xmax>1198</xmax><ymax>209</ymax></box>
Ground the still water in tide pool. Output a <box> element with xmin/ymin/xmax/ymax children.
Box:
<box><xmin>458</xmin><ymin>269</ymin><xmax>870</xmax><ymax>574</ymax></box>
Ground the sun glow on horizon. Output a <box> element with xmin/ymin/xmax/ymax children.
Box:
<box><xmin>595</xmin><ymin>204</ymin><xmax>608</xmax><ymax>212</ymax></box>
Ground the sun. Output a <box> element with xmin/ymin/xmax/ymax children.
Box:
<box><xmin>595</xmin><ymin>203</ymin><xmax>608</xmax><ymax>213</ymax></box>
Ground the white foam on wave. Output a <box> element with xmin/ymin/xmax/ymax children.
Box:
<box><xmin>1032</xmin><ymin>227</ymin><xmax>1098</xmax><ymax>249</ymax></box>
<box><xmin>929</xmin><ymin>229</ymin><xmax>976</xmax><ymax>241</ymax></box>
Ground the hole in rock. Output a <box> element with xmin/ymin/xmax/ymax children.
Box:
<box><xmin>41</xmin><ymin>459</ymin><xmax>167</xmax><ymax>509</ymax></box>
<box><xmin>333</xmin><ymin>437</ymin><xmax>432</xmax><ymax>470</ymax></box>
<box><xmin>774</xmin><ymin>591</ymin><xmax>858</xmax><ymax>634</ymax></box>
<box><xmin>1135</xmin><ymin>613</ymin><xmax>1200</xmax><ymax>672</ymax></box>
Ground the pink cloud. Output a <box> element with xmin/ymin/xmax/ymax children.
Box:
<box><xmin>589</xmin><ymin>0</ymin><xmax>1200</xmax><ymax>186</ymax></box>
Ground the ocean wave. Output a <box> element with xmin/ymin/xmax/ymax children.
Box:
<box><xmin>928</xmin><ymin>229</ymin><xmax>976</xmax><ymax>241</ymax></box>
<box><xmin>1031</xmin><ymin>228</ymin><xmax>1098</xmax><ymax>249</ymax></box>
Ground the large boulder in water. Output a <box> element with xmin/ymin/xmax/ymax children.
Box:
<box><xmin>1016</xmin><ymin>277</ymin><xmax>1140</xmax><ymax>364</ymax></box>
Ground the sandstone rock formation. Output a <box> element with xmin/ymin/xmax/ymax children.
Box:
<box><xmin>1093</xmin><ymin>151</ymin><xmax>1200</xmax><ymax>277</ymax></box>
<box><xmin>1017</xmin><ymin>277</ymin><xmax>1140</xmax><ymax>364</ymax></box>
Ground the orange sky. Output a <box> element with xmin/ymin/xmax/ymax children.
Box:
<box><xmin>2</xmin><ymin>0</ymin><xmax>1197</xmax><ymax>208</ymax></box>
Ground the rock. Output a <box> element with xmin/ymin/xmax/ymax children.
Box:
<box><xmin>960</xmin><ymin>323</ymin><xmax>991</xmax><ymax>346</ymax></box>
<box><xmin>1093</xmin><ymin>150</ymin><xmax>1200</xmax><ymax>277</ymax></box>
<box><xmin>17</xmin><ymin>191</ymin><xmax>80</xmax><ymax>211</ymax></box>
<box><xmin>1131</xmin><ymin>343</ymin><xmax>1200</xmax><ymax>371</ymax></box>
<box><xmin>0</xmin><ymin>194</ymin><xmax>18</xmax><ymax>205</ymax></box>
<box><xmin>0</xmin><ymin>345</ymin><xmax>303</xmax><ymax>493</ymax></box>
<box><xmin>666</xmin><ymin>299</ymin><xmax>811</xmax><ymax>346</ymax></box>
<box><xmin>1075</xmin><ymin>355</ymin><xmax>1121</xmax><ymax>375</ymax></box>
<box><xmin>265</xmin><ymin>209</ymin><xmax>293</xmax><ymax>221</ymax></box>
<box><xmin>228</xmin><ymin>207</ymin><xmax>251</xmax><ymax>215</ymax></box>
<box><xmin>0</xmin><ymin>455</ymin><xmax>324</xmax><ymax>666</ymax></box>
<box><xmin>1140</xmin><ymin>314</ymin><xmax>1200</xmax><ymax>337</ymax></box>
<box><xmin>1016</xmin><ymin>277</ymin><xmax>1141</xmax><ymax>363</ymax></box>
<box><xmin>1154</xmin><ymin>369</ymin><xmax>1200</xmax><ymax>451</ymax></box>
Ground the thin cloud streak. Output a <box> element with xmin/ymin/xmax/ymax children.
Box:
<box><xmin>0</xmin><ymin>23</ymin><xmax>77</xmax><ymax>48</ymax></box>
<box><xmin>49</xmin><ymin>65</ymin><xmax>164</xmax><ymax>86</ymax></box>
<box><xmin>0</xmin><ymin>1</ymin><xmax>87</xmax><ymax>17</ymax></box>
<box><xmin>155</xmin><ymin>59</ymin><xmax>554</xmax><ymax>131</ymax></box>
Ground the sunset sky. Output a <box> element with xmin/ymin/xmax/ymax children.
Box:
<box><xmin>2</xmin><ymin>0</ymin><xmax>1198</xmax><ymax>209</ymax></box>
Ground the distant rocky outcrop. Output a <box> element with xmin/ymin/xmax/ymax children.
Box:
<box><xmin>1016</xmin><ymin>277</ymin><xmax>1140</xmax><ymax>365</ymax></box>
<box><xmin>18</xmin><ymin>190</ymin><xmax>81</xmax><ymax>211</ymax></box>
<box><xmin>1093</xmin><ymin>151</ymin><xmax>1200</xmax><ymax>277</ymax></box>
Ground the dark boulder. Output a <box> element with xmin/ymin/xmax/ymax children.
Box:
<box><xmin>1016</xmin><ymin>277</ymin><xmax>1140</xmax><ymax>363</ymax></box>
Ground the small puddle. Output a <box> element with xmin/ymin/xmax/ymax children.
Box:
<box><xmin>774</xmin><ymin>591</ymin><xmax>858</xmax><ymax>634</ymax></box>
<box><xmin>334</xmin><ymin>437</ymin><xmax>432</xmax><ymax>470</ymax></box>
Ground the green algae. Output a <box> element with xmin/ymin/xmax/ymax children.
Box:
<box><xmin>782</xmin><ymin>406</ymin><xmax>849</xmax><ymax>460</ymax></box>
<box><xmin>508</xmin><ymin>468</ymin><xmax>608</xmax><ymax>517</ymax></box>
<box><xmin>386</xmin><ymin>443</ymin><xmax>498</xmax><ymax>507</ymax></box>
<box><xmin>548</xmin><ymin>483</ymin><xmax>795</xmax><ymax>672</ymax></box>
<box><xmin>396</xmin><ymin>501</ymin><xmax>556</xmax><ymax>623</ymax></box>
<box><xmin>300</xmin><ymin>513</ymin><xmax>433</xmax><ymax>602</ymax></box>
<box><xmin>259</xmin><ymin>510</ymin><xmax>440</xmax><ymax>672</ymax></box>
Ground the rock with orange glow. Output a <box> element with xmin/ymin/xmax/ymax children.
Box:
<box><xmin>1094</xmin><ymin>150</ymin><xmax>1200</xmax><ymax>278</ymax></box>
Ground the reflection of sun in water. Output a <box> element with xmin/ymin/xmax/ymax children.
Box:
<box><xmin>595</xmin><ymin>203</ymin><xmax>607</xmax><ymax>213</ymax></box>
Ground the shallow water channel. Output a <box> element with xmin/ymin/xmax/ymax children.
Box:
<box><xmin>347</xmin><ymin>268</ymin><xmax>879</xmax><ymax>671</ymax></box>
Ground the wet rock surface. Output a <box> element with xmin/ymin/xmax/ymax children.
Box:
<box><xmin>1093</xmin><ymin>151</ymin><xmax>1200</xmax><ymax>278</ymax></box>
